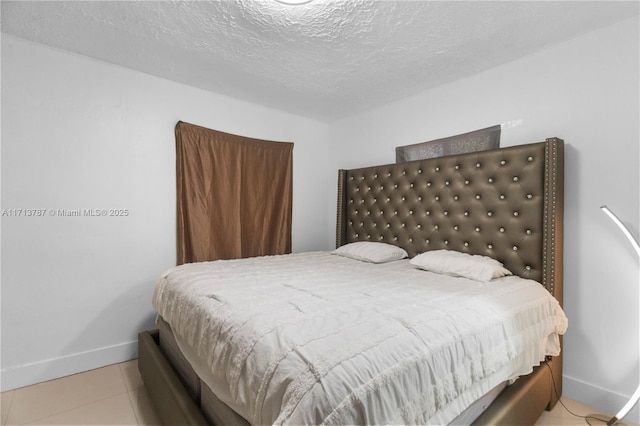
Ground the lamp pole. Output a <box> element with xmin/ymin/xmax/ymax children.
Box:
<box><xmin>600</xmin><ymin>206</ymin><xmax>640</xmax><ymax>426</ymax></box>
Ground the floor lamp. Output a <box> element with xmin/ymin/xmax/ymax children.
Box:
<box><xmin>600</xmin><ymin>205</ymin><xmax>640</xmax><ymax>426</ymax></box>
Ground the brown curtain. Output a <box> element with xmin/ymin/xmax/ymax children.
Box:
<box><xmin>175</xmin><ymin>121</ymin><xmax>293</xmax><ymax>264</ymax></box>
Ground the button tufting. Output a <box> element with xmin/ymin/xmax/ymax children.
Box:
<box><xmin>435</xmin><ymin>195</ymin><xmax>440</xmax><ymax>201</ymax></box>
<box><xmin>513</xmin><ymin>176</ymin><xmax>519</xmax><ymax>182</ymax></box>
<box><xmin>488</xmin><ymin>178</ymin><xmax>494</xmax><ymax>183</ymax></box>
<box><xmin>427</xmin><ymin>182</ymin><xmax>431</xmax><ymax>187</ymax></box>
<box><xmin>417</xmin><ymin>224</ymin><xmax>422</xmax><ymax>229</ymax></box>
<box><xmin>525</xmin><ymin>265</ymin><xmax>532</xmax><ymax>271</ymax></box>
<box><xmin>426</xmin><ymin>211</ymin><xmax>430</xmax><ymax>215</ymax></box>
<box><xmin>528</xmin><ymin>156</ymin><xmax>534</xmax><ymax>162</ymax></box>
<box><xmin>513</xmin><ymin>211</ymin><xmax>519</xmax><ymax>217</ymax></box>
<box><xmin>454</xmin><ymin>195</ymin><xmax>459</xmax><ymax>201</ymax></box>
<box><xmin>487</xmin><ymin>211</ymin><xmax>493</xmax><ymax>217</ymax></box>
<box><xmin>475</xmin><ymin>227</ymin><xmax>480</xmax><ymax>232</ymax></box>
<box><xmin>434</xmin><ymin>225</ymin><xmax>439</xmax><ymax>230</ymax></box>
<box><xmin>527</xmin><ymin>194</ymin><xmax>533</xmax><ymax>199</ymax></box>
<box><xmin>526</xmin><ymin>229</ymin><xmax>532</xmax><ymax>235</ymax></box>
<box><xmin>464</xmin><ymin>211</ymin><xmax>469</xmax><ymax>216</ymax></box>
<box><xmin>488</xmin><ymin>244</ymin><xmax>493</xmax><ymax>249</ymax></box>
<box><xmin>500</xmin><ymin>194</ymin><xmax>505</xmax><ymax>200</ymax></box>
<box><xmin>445</xmin><ymin>180</ymin><xmax>450</xmax><ymax>186</ymax></box>
<box><xmin>435</xmin><ymin>166</ymin><xmax>440</xmax><ymax>171</ymax></box>
<box><xmin>475</xmin><ymin>194</ymin><xmax>481</xmax><ymax>200</ymax></box>
<box><xmin>513</xmin><ymin>245</ymin><xmax>518</xmax><ymax>251</ymax></box>
<box><xmin>418</xmin><ymin>169</ymin><xmax>422</xmax><ymax>174</ymax></box>
<box><xmin>426</xmin><ymin>239</ymin><xmax>430</xmax><ymax>244</ymax></box>
<box><xmin>444</xmin><ymin>240</ymin><xmax>449</xmax><ymax>245</ymax></box>
<box><xmin>476</xmin><ymin>162</ymin><xmax>481</xmax><ymax>168</ymax></box>
<box><xmin>455</xmin><ymin>165</ymin><xmax>460</xmax><ymax>170</ymax></box>
<box><xmin>500</xmin><ymin>227</ymin><xmax>505</xmax><ymax>232</ymax></box>
<box><xmin>465</xmin><ymin>180</ymin><xmax>470</xmax><ymax>185</ymax></box>
<box><xmin>444</xmin><ymin>211</ymin><xmax>448</xmax><ymax>216</ymax></box>
<box><xmin>464</xmin><ymin>242</ymin><xmax>469</xmax><ymax>247</ymax></box>
<box><xmin>418</xmin><ymin>196</ymin><xmax>422</xmax><ymax>201</ymax></box>
<box><xmin>454</xmin><ymin>225</ymin><xmax>459</xmax><ymax>230</ymax></box>
<box><xmin>501</xmin><ymin>160</ymin><xmax>506</xmax><ymax>165</ymax></box>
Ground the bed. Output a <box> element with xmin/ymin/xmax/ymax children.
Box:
<box><xmin>139</xmin><ymin>137</ymin><xmax>565</xmax><ymax>425</ymax></box>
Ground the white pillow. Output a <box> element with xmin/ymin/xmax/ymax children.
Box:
<box><xmin>410</xmin><ymin>249</ymin><xmax>512</xmax><ymax>282</ymax></box>
<box><xmin>332</xmin><ymin>242</ymin><xmax>409</xmax><ymax>264</ymax></box>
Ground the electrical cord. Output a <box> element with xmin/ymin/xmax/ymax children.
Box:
<box><xmin>544</xmin><ymin>362</ymin><xmax>615</xmax><ymax>425</ymax></box>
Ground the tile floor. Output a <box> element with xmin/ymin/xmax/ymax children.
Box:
<box><xmin>0</xmin><ymin>361</ymin><xmax>636</xmax><ymax>425</ymax></box>
<box><xmin>1</xmin><ymin>360</ymin><xmax>160</xmax><ymax>425</ymax></box>
<box><xmin>536</xmin><ymin>398</ymin><xmax>637</xmax><ymax>426</ymax></box>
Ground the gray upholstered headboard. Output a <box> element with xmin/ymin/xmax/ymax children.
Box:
<box><xmin>336</xmin><ymin>138</ymin><xmax>564</xmax><ymax>303</ymax></box>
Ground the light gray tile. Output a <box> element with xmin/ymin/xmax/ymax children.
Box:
<box><xmin>1</xmin><ymin>390</ymin><xmax>15</xmax><ymax>426</ymax></box>
<box><xmin>120</xmin><ymin>359</ymin><xmax>144</xmax><ymax>391</ymax></box>
<box><xmin>128</xmin><ymin>387</ymin><xmax>162</xmax><ymax>426</ymax></box>
<box><xmin>7</xmin><ymin>364</ymin><xmax>127</xmax><ymax>425</ymax></box>
<box><xmin>534</xmin><ymin>398</ymin><xmax>638</xmax><ymax>426</ymax></box>
<box><xmin>27</xmin><ymin>393</ymin><xmax>137</xmax><ymax>425</ymax></box>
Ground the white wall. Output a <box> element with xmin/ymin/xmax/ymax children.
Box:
<box><xmin>0</xmin><ymin>35</ymin><xmax>334</xmax><ymax>391</ymax></box>
<box><xmin>329</xmin><ymin>17</ymin><xmax>640</xmax><ymax>422</ymax></box>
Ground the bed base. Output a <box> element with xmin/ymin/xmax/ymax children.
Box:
<box><xmin>138</xmin><ymin>330</ymin><xmax>209</xmax><ymax>426</ymax></box>
<box><xmin>474</xmin><ymin>355</ymin><xmax>562</xmax><ymax>425</ymax></box>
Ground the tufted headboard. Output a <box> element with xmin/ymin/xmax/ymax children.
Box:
<box><xmin>336</xmin><ymin>138</ymin><xmax>564</xmax><ymax>302</ymax></box>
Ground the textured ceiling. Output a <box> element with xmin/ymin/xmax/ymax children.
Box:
<box><xmin>2</xmin><ymin>1</ymin><xmax>639</xmax><ymax>122</ymax></box>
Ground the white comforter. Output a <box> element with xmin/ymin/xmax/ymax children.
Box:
<box><xmin>153</xmin><ymin>252</ymin><xmax>568</xmax><ymax>425</ymax></box>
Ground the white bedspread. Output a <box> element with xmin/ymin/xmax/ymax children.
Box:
<box><xmin>153</xmin><ymin>252</ymin><xmax>568</xmax><ymax>425</ymax></box>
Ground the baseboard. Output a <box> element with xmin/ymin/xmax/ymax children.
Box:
<box><xmin>1</xmin><ymin>340</ymin><xmax>138</xmax><ymax>392</ymax></box>
<box><xmin>564</xmin><ymin>374</ymin><xmax>640</xmax><ymax>425</ymax></box>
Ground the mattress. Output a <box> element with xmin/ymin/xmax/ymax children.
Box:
<box><xmin>153</xmin><ymin>251</ymin><xmax>568</xmax><ymax>425</ymax></box>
